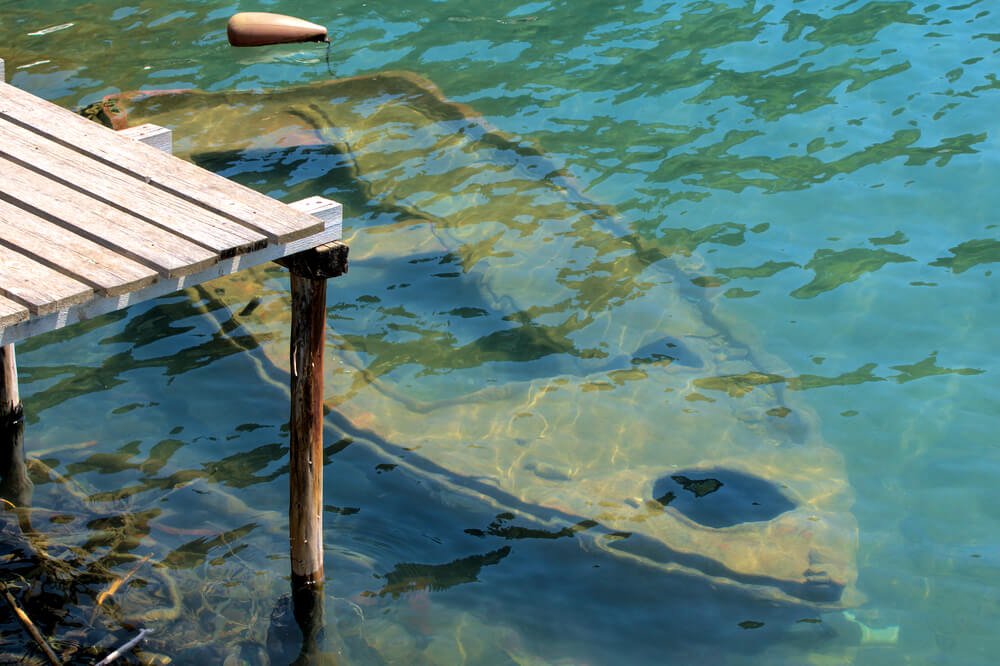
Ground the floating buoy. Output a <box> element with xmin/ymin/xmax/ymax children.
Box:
<box><xmin>227</xmin><ymin>12</ymin><xmax>328</xmax><ymax>47</ymax></box>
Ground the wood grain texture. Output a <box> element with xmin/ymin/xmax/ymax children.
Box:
<box><xmin>0</xmin><ymin>154</ymin><xmax>217</xmax><ymax>278</ymax></box>
<box><xmin>0</xmin><ymin>298</ymin><xmax>28</xmax><ymax>329</ymax></box>
<box><xmin>0</xmin><ymin>197</ymin><xmax>158</xmax><ymax>296</ymax></box>
<box><xmin>0</xmin><ymin>196</ymin><xmax>343</xmax><ymax>345</ymax></box>
<box><xmin>118</xmin><ymin>123</ymin><xmax>172</xmax><ymax>154</ymax></box>
<box><xmin>0</xmin><ymin>245</ymin><xmax>92</xmax><ymax>315</ymax></box>
<box><xmin>0</xmin><ymin>81</ymin><xmax>324</xmax><ymax>243</ymax></box>
<box><xmin>0</xmin><ymin>119</ymin><xmax>267</xmax><ymax>257</ymax></box>
<box><xmin>288</xmin><ymin>196</ymin><xmax>342</xmax><ymax>226</ymax></box>
<box><xmin>288</xmin><ymin>274</ymin><xmax>326</xmax><ymax>583</ymax></box>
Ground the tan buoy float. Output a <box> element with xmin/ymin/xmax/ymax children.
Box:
<box><xmin>227</xmin><ymin>12</ymin><xmax>328</xmax><ymax>47</ymax></box>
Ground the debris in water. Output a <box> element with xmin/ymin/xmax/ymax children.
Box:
<box><xmin>27</xmin><ymin>23</ymin><xmax>74</xmax><ymax>36</ymax></box>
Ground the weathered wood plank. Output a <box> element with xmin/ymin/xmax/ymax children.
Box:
<box><xmin>0</xmin><ymin>296</ymin><xmax>28</xmax><ymax>329</ymax></box>
<box><xmin>0</xmin><ymin>197</ymin><xmax>343</xmax><ymax>346</ymax></box>
<box><xmin>0</xmin><ymin>81</ymin><xmax>324</xmax><ymax>243</ymax></box>
<box><xmin>0</xmin><ymin>197</ymin><xmax>158</xmax><ymax>297</ymax></box>
<box><xmin>0</xmin><ymin>155</ymin><xmax>217</xmax><ymax>278</ymax></box>
<box><xmin>289</xmin><ymin>196</ymin><xmax>341</xmax><ymax>226</ymax></box>
<box><xmin>282</xmin><ymin>198</ymin><xmax>344</xmax><ymax>256</ymax></box>
<box><xmin>0</xmin><ymin>245</ymin><xmax>93</xmax><ymax>315</ymax></box>
<box><xmin>118</xmin><ymin>123</ymin><xmax>172</xmax><ymax>153</ymax></box>
<box><xmin>0</xmin><ymin>119</ymin><xmax>267</xmax><ymax>258</ymax></box>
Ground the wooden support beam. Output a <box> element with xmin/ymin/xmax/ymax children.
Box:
<box><xmin>284</xmin><ymin>241</ymin><xmax>348</xmax><ymax>590</ymax></box>
<box><xmin>282</xmin><ymin>240</ymin><xmax>349</xmax><ymax>664</ymax></box>
<box><xmin>288</xmin><ymin>271</ymin><xmax>327</xmax><ymax>587</ymax></box>
<box><xmin>275</xmin><ymin>241</ymin><xmax>348</xmax><ymax>279</ymax></box>
<box><xmin>0</xmin><ymin>343</ymin><xmax>28</xmax><ymax>513</ymax></box>
<box><xmin>0</xmin><ymin>344</ymin><xmax>20</xmax><ymax>425</ymax></box>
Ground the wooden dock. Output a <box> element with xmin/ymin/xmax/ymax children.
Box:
<box><xmin>0</xmin><ymin>58</ymin><xmax>344</xmax><ymax>655</ymax></box>
<box><xmin>0</xmin><ymin>71</ymin><xmax>342</xmax><ymax>346</ymax></box>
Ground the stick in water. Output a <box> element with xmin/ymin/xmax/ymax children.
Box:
<box><xmin>0</xmin><ymin>580</ymin><xmax>61</xmax><ymax>665</ymax></box>
<box><xmin>95</xmin><ymin>628</ymin><xmax>152</xmax><ymax>666</ymax></box>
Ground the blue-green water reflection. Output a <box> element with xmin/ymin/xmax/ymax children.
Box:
<box><xmin>2</xmin><ymin>0</ymin><xmax>998</xmax><ymax>663</ymax></box>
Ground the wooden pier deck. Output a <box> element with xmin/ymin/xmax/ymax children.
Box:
<box><xmin>0</xmin><ymin>57</ymin><xmax>344</xmax><ymax>632</ymax></box>
<box><xmin>0</xmin><ymin>68</ymin><xmax>342</xmax><ymax>346</ymax></box>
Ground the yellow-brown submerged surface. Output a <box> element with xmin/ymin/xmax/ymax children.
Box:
<box><xmin>103</xmin><ymin>72</ymin><xmax>859</xmax><ymax>609</ymax></box>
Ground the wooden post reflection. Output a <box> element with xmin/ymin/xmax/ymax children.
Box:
<box><xmin>290</xmin><ymin>577</ymin><xmax>327</xmax><ymax>665</ymax></box>
<box><xmin>0</xmin><ymin>417</ymin><xmax>30</xmax><ymax>511</ymax></box>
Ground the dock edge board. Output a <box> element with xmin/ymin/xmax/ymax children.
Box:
<box><xmin>0</xmin><ymin>198</ymin><xmax>342</xmax><ymax>346</ymax></box>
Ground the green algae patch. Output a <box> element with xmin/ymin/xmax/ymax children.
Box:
<box><xmin>791</xmin><ymin>248</ymin><xmax>915</xmax><ymax>298</ymax></box>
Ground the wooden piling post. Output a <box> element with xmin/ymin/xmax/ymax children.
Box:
<box><xmin>0</xmin><ymin>344</ymin><xmax>30</xmax><ymax>510</ymax></box>
<box><xmin>0</xmin><ymin>344</ymin><xmax>19</xmax><ymax>425</ymax></box>
<box><xmin>276</xmin><ymin>241</ymin><xmax>348</xmax><ymax>588</ymax></box>
<box><xmin>288</xmin><ymin>273</ymin><xmax>327</xmax><ymax>585</ymax></box>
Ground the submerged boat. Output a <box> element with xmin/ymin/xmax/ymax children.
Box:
<box><xmin>93</xmin><ymin>71</ymin><xmax>860</xmax><ymax>611</ymax></box>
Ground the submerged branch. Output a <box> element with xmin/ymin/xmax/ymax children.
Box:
<box><xmin>0</xmin><ymin>579</ymin><xmax>62</xmax><ymax>665</ymax></box>
<box><xmin>95</xmin><ymin>628</ymin><xmax>152</xmax><ymax>666</ymax></box>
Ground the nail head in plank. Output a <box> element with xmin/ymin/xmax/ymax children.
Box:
<box><xmin>0</xmin><ymin>119</ymin><xmax>267</xmax><ymax>257</ymax></box>
<box><xmin>0</xmin><ymin>245</ymin><xmax>93</xmax><ymax>315</ymax></box>
<box><xmin>0</xmin><ymin>154</ymin><xmax>218</xmax><ymax>278</ymax></box>
<box><xmin>0</xmin><ymin>81</ymin><xmax>324</xmax><ymax>243</ymax></box>
<box><xmin>0</xmin><ymin>197</ymin><xmax>158</xmax><ymax>297</ymax></box>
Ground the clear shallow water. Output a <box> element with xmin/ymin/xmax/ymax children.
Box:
<box><xmin>2</xmin><ymin>0</ymin><xmax>999</xmax><ymax>663</ymax></box>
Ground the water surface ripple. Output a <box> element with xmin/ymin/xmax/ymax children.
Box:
<box><xmin>2</xmin><ymin>0</ymin><xmax>999</xmax><ymax>663</ymax></box>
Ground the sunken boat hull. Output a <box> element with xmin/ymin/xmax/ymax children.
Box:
<box><xmin>99</xmin><ymin>72</ymin><xmax>860</xmax><ymax>609</ymax></box>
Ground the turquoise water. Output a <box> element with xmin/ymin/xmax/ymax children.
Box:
<box><xmin>2</xmin><ymin>0</ymin><xmax>1000</xmax><ymax>663</ymax></box>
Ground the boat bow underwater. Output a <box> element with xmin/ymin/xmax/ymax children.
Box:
<box><xmin>95</xmin><ymin>71</ymin><xmax>860</xmax><ymax>610</ymax></box>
